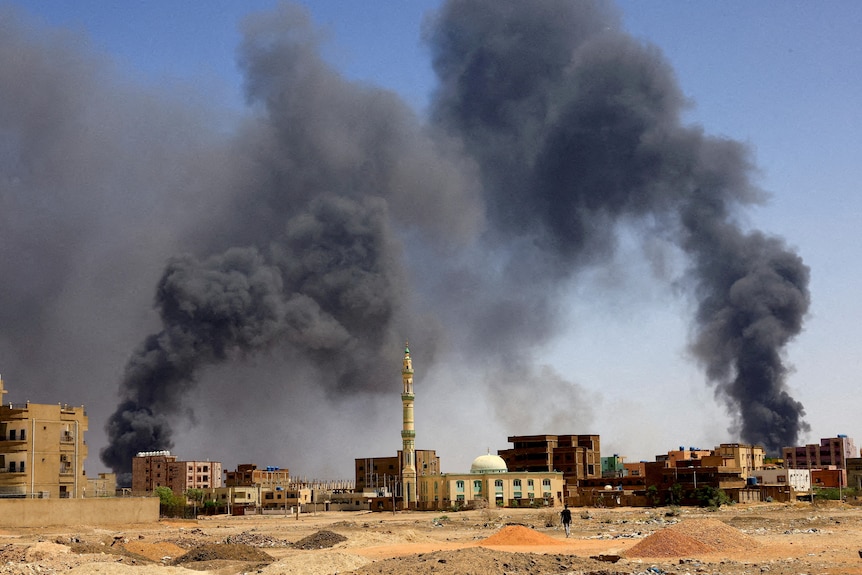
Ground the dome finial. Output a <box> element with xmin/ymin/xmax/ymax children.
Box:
<box><xmin>404</xmin><ymin>339</ymin><xmax>410</xmax><ymax>354</ymax></box>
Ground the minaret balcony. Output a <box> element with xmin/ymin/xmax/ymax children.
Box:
<box><xmin>401</xmin><ymin>430</ymin><xmax>415</xmax><ymax>439</ymax></box>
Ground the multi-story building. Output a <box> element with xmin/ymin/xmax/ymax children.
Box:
<box><xmin>601</xmin><ymin>454</ymin><xmax>626</xmax><ymax>478</ymax></box>
<box><xmin>355</xmin><ymin>450</ymin><xmax>440</xmax><ymax>494</ymax></box>
<box><xmin>131</xmin><ymin>451</ymin><xmax>177</xmax><ymax>494</ymax></box>
<box><xmin>0</xmin><ymin>375</ymin><xmax>88</xmax><ymax>498</ymax></box>
<box><xmin>499</xmin><ymin>434</ymin><xmax>601</xmax><ymax>490</ymax></box>
<box><xmin>225</xmin><ymin>464</ymin><xmax>289</xmax><ymax>488</ymax></box>
<box><xmin>783</xmin><ymin>435</ymin><xmax>857</xmax><ymax>471</ymax></box>
<box><xmin>714</xmin><ymin>443</ymin><xmax>765</xmax><ymax>478</ymax></box>
<box><xmin>131</xmin><ymin>451</ymin><xmax>221</xmax><ymax>495</ymax></box>
<box><xmin>169</xmin><ymin>460</ymin><xmax>222</xmax><ymax>492</ymax></box>
<box><xmin>665</xmin><ymin>446</ymin><xmax>713</xmax><ymax>467</ymax></box>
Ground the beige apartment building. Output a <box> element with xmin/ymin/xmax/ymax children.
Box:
<box><xmin>714</xmin><ymin>443</ymin><xmax>765</xmax><ymax>478</ymax></box>
<box><xmin>0</xmin><ymin>376</ymin><xmax>88</xmax><ymax>498</ymax></box>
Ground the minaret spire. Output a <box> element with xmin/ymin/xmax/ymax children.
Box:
<box><xmin>400</xmin><ymin>341</ymin><xmax>417</xmax><ymax>507</ymax></box>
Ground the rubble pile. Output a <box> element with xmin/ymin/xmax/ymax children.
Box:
<box><xmin>222</xmin><ymin>531</ymin><xmax>290</xmax><ymax>547</ymax></box>
<box><xmin>290</xmin><ymin>530</ymin><xmax>348</xmax><ymax>550</ymax></box>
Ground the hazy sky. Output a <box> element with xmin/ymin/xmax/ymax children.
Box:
<box><xmin>2</xmin><ymin>1</ymin><xmax>861</xmax><ymax>479</ymax></box>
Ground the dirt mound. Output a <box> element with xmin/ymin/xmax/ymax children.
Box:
<box><xmin>480</xmin><ymin>524</ymin><xmax>564</xmax><ymax>546</ymax></box>
<box><xmin>291</xmin><ymin>529</ymin><xmax>347</xmax><ymax>549</ymax></box>
<box><xmin>171</xmin><ymin>543</ymin><xmax>273</xmax><ymax>564</ymax></box>
<box><xmin>626</xmin><ymin>517</ymin><xmax>759</xmax><ymax>558</ymax></box>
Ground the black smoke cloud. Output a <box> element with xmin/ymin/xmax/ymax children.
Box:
<box><xmin>0</xmin><ymin>0</ymin><xmax>809</xmax><ymax>480</ymax></box>
<box><xmin>425</xmin><ymin>0</ymin><xmax>809</xmax><ymax>452</ymax></box>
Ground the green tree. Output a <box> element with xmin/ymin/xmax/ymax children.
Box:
<box><xmin>694</xmin><ymin>486</ymin><xmax>731</xmax><ymax>509</ymax></box>
<box><xmin>667</xmin><ymin>483</ymin><xmax>683</xmax><ymax>505</ymax></box>
<box><xmin>645</xmin><ymin>485</ymin><xmax>660</xmax><ymax>507</ymax></box>
<box><xmin>153</xmin><ymin>486</ymin><xmax>184</xmax><ymax>517</ymax></box>
<box><xmin>185</xmin><ymin>488</ymin><xmax>206</xmax><ymax>518</ymax></box>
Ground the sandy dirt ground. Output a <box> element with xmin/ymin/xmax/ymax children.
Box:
<box><xmin>2</xmin><ymin>501</ymin><xmax>862</xmax><ymax>574</ymax></box>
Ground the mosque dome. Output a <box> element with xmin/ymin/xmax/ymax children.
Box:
<box><xmin>470</xmin><ymin>453</ymin><xmax>508</xmax><ymax>474</ymax></box>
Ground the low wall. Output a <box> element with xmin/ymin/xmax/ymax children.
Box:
<box><xmin>0</xmin><ymin>497</ymin><xmax>159</xmax><ymax>528</ymax></box>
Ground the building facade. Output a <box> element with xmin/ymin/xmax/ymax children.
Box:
<box><xmin>714</xmin><ymin>443</ymin><xmax>765</xmax><ymax>478</ymax></box>
<box><xmin>0</xmin><ymin>376</ymin><xmax>88</xmax><ymax>498</ymax></box>
<box><xmin>417</xmin><ymin>453</ymin><xmax>564</xmax><ymax>510</ymax></box>
<box><xmin>132</xmin><ymin>451</ymin><xmax>221</xmax><ymax>495</ymax></box>
<box><xmin>355</xmin><ymin>450</ymin><xmax>440</xmax><ymax>495</ymax></box>
<box><xmin>499</xmin><ymin>434</ymin><xmax>601</xmax><ymax>494</ymax></box>
<box><xmin>783</xmin><ymin>435</ymin><xmax>857</xmax><ymax>470</ymax></box>
<box><xmin>169</xmin><ymin>460</ymin><xmax>222</xmax><ymax>492</ymax></box>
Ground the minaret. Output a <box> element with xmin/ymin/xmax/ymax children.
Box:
<box><xmin>400</xmin><ymin>342</ymin><xmax>417</xmax><ymax>507</ymax></box>
<box><xmin>0</xmin><ymin>373</ymin><xmax>6</xmax><ymax>404</ymax></box>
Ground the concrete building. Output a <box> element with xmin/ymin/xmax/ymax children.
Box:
<box><xmin>355</xmin><ymin>450</ymin><xmax>440</xmax><ymax>495</ymax></box>
<box><xmin>498</xmin><ymin>434</ymin><xmax>601</xmax><ymax>495</ymax></box>
<box><xmin>131</xmin><ymin>451</ymin><xmax>176</xmax><ymax>494</ymax></box>
<box><xmin>131</xmin><ymin>451</ymin><xmax>221</xmax><ymax>495</ymax></box>
<box><xmin>714</xmin><ymin>443</ymin><xmax>765</xmax><ymax>478</ymax></box>
<box><xmin>783</xmin><ymin>435</ymin><xmax>857</xmax><ymax>470</ymax></box>
<box><xmin>225</xmin><ymin>464</ymin><xmax>289</xmax><ymax>488</ymax></box>
<box><xmin>846</xmin><ymin>458</ymin><xmax>862</xmax><ymax>490</ymax></box>
<box><xmin>417</xmin><ymin>452</ymin><xmax>564</xmax><ymax>510</ymax></box>
<box><xmin>601</xmin><ymin>454</ymin><xmax>626</xmax><ymax>478</ymax></box>
<box><xmin>754</xmin><ymin>468</ymin><xmax>811</xmax><ymax>494</ymax></box>
<box><xmin>665</xmin><ymin>447</ymin><xmax>712</xmax><ymax>467</ymax></box>
<box><xmin>86</xmin><ymin>473</ymin><xmax>117</xmax><ymax>498</ymax></box>
<box><xmin>169</xmin><ymin>460</ymin><xmax>222</xmax><ymax>492</ymax></box>
<box><xmin>0</xmin><ymin>375</ymin><xmax>88</xmax><ymax>498</ymax></box>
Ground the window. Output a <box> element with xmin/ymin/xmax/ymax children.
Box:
<box><xmin>528</xmin><ymin>479</ymin><xmax>534</xmax><ymax>487</ymax></box>
<box><xmin>8</xmin><ymin>461</ymin><xmax>15</xmax><ymax>472</ymax></box>
<box><xmin>494</xmin><ymin>479</ymin><xmax>503</xmax><ymax>488</ymax></box>
<box><xmin>20</xmin><ymin>429</ymin><xmax>25</xmax><ymax>440</ymax></box>
<box><xmin>513</xmin><ymin>479</ymin><xmax>521</xmax><ymax>487</ymax></box>
<box><xmin>473</xmin><ymin>480</ymin><xmax>482</xmax><ymax>492</ymax></box>
<box><xmin>9</xmin><ymin>429</ymin><xmax>17</xmax><ymax>440</ymax></box>
<box><xmin>19</xmin><ymin>461</ymin><xmax>24</xmax><ymax>472</ymax></box>
<box><xmin>456</xmin><ymin>480</ymin><xmax>464</xmax><ymax>492</ymax></box>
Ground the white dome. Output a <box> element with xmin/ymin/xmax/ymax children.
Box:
<box><xmin>470</xmin><ymin>453</ymin><xmax>508</xmax><ymax>473</ymax></box>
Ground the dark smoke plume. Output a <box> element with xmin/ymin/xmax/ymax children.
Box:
<box><xmin>425</xmin><ymin>0</ymin><xmax>809</xmax><ymax>452</ymax></box>
<box><xmin>0</xmin><ymin>1</ymin><xmax>810</xmax><ymax>479</ymax></box>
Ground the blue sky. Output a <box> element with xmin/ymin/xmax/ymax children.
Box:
<box><xmin>5</xmin><ymin>1</ymin><xmax>862</xmax><ymax>474</ymax></box>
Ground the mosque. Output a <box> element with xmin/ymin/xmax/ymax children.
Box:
<box><xmin>396</xmin><ymin>345</ymin><xmax>565</xmax><ymax>510</ymax></box>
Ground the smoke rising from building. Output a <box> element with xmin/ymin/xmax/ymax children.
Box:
<box><xmin>0</xmin><ymin>1</ymin><xmax>810</xmax><ymax>479</ymax></box>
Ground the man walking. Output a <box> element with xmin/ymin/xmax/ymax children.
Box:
<box><xmin>560</xmin><ymin>504</ymin><xmax>572</xmax><ymax>538</ymax></box>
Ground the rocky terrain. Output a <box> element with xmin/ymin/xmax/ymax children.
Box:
<box><xmin>2</xmin><ymin>501</ymin><xmax>862</xmax><ymax>574</ymax></box>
